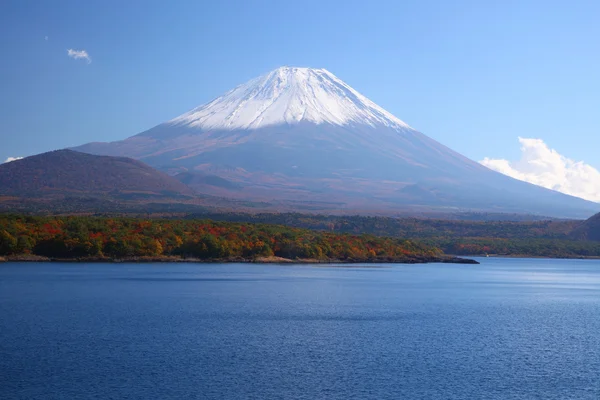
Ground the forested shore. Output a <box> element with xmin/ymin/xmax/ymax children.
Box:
<box><xmin>3</xmin><ymin>212</ymin><xmax>599</xmax><ymax>261</ymax></box>
<box><xmin>0</xmin><ymin>215</ymin><xmax>477</xmax><ymax>264</ymax></box>
<box><xmin>186</xmin><ymin>213</ymin><xmax>600</xmax><ymax>258</ymax></box>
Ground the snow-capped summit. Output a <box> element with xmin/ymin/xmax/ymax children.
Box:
<box><xmin>169</xmin><ymin>66</ymin><xmax>411</xmax><ymax>130</ymax></box>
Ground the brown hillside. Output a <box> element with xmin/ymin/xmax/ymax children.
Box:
<box><xmin>570</xmin><ymin>213</ymin><xmax>600</xmax><ymax>241</ymax></box>
<box><xmin>0</xmin><ymin>150</ymin><xmax>195</xmax><ymax>199</ymax></box>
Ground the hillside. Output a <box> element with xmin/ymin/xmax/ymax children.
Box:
<box><xmin>571</xmin><ymin>213</ymin><xmax>600</xmax><ymax>241</ymax></box>
<box><xmin>0</xmin><ymin>150</ymin><xmax>196</xmax><ymax>204</ymax></box>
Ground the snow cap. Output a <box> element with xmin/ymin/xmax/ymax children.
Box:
<box><xmin>169</xmin><ymin>66</ymin><xmax>411</xmax><ymax>130</ymax></box>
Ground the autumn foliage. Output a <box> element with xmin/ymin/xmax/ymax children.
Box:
<box><xmin>0</xmin><ymin>215</ymin><xmax>442</xmax><ymax>261</ymax></box>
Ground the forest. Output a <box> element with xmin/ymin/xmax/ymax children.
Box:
<box><xmin>190</xmin><ymin>212</ymin><xmax>579</xmax><ymax>239</ymax></box>
<box><xmin>185</xmin><ymin>213</ymin><xmax>600</xmax><ymax>258</ymax></box>
<box><xmin>0</xmin><ymin>214</ymin><xmax>450</xmax><ymax>263</ymax></box>
<box><xmin>2</xmin><ymin>213</ymin><xmax>598</xmax><ymax>261</ymax></box>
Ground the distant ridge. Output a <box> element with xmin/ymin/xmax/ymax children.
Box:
<box><xmin>0</xmin><ymin>150</ymin><xmax>195</xmax><ymax>200</ymax></box>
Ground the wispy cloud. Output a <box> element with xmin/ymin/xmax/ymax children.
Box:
<box><xmin>481</xmin><ymin>137</ymin><xmax>600</xmax><ymax>203</ymax></box>
<box><xmin>4</xmin><ymin>156</ymin><xmax>23</xmax><ymax>163</ymax></box>
<box><xmin>67</xmin><ymin>49</ymin><xmax>91</xmax><ymax>64</ymax></box>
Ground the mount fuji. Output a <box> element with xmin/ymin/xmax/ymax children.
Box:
<box><xmin>74</xmin><ymin>67</ymin><xmax>599</xmax><ymax>218</ymax></box>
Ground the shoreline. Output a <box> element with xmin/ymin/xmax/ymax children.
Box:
<box><xmin>0</xmin><ymin>255</ymin><xmax>479</xmax><ymax>265</ymax></box>
<box><xmin>461</xmin><ymin>254</ymin><xmax>600</xmax><ymax>260</ymax></box>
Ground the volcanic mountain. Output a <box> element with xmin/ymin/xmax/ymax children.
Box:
<box><xmin>0</xmin><ymin>150</ymin><xmax>196</xmax><ymax>204</ymax></box>
<box><xmin>74</xmin><ymin>67</ymin><xmax>599</xmax><ymax>218</ymax></box>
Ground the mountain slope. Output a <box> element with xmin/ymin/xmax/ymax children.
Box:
<box><xmin>0</xmin><ymin>150</ymin><xmax>195</xmax><ymax>199</ymax></box>
<box><xmin>571</xmin><ymin>213</ymin><xmax>600</xmax><ymax>241</ymax></box>
<box><xmin>73</xmin><ymin>67</ymin><xmax>600</xmax><ymax>218</ymax></box>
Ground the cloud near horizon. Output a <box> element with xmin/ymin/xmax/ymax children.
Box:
<box><xmin>4</xmin><ymin>157</ymin><xmax>23</xmax><ymax>163</ymax></box>
<box><xmin>481</xmin><ymin>137</ymin><xmax>600</xmax><ymax>203</ymax></box>
<box><xmin>67</xmin><ymin>49</ymin><xmax>91</xmax><ymax>63</ymax></box>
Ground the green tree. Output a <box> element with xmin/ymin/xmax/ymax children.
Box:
<box><xmin>0</xmin><ymin>230</ymin><xmax>17</xmax><ymax>255</ymax></box>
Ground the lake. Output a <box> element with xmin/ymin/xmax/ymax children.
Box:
<box><xmin>1</xmin><ymin>258</ymin><xmax>600</xmax><ymax>399</ymax></box>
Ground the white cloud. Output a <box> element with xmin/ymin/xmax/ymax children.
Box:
<box><xmin>4</xmin><ymin>157</ymin><xmax>23</xmax><ymax>163</ymax></box>
<box><xmin>481</xmin><ymin>137</ymin><xmax>600</xmax><ymax>203</ymax></box>
<box><xmin>67</xmin><ymin>49</ymin><xmax>91</xmax><ymax>63</ymax></box>
<box><xmin>45</xmin><ymin>36</ymin><xmax>48</xmax><ymax>41</ymax></box>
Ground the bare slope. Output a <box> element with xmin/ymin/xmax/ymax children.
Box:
<box><xmin>0</xmin><ymin>150</ymin><xmax>195</xmax><ymax>199</ymax></box>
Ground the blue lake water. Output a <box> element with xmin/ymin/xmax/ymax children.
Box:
<box><xmin>2</xmin><ymin>258</ymin><xmax>600</xmax><ymax>399</ymax></box>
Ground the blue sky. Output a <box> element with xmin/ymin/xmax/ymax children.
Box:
<box><xmin>1</xmin><ymin>0</ymin><xmax>599</xmax><ymax>172</ymax></box>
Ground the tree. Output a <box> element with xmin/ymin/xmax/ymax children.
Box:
<box><xmin>16</xmin><ymin>236</ymin><xmax>34</xmax><ymax>254</ymax></box>
<box><xmin>0</xmin><ymin>230</ymin><xmax>17</xmax><ymax>255</ymax></box>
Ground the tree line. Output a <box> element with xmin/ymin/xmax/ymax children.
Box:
<box><xmin>185</xmin><ymin>213</ymin><xmax>600</xmax><ymax>257</ymax></box>
<box><xmin>0</xmin><ymin>215</ymin><xmax>442</xmax><ymax>261</ymax></box>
